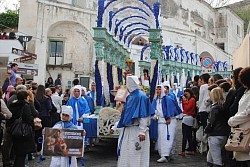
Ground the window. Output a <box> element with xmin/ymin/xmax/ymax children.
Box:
<box><xmin>215</xmin><ymin>43</ymin><xmax>225</xmax><ymax>51</ymax></box>
<box><xmin>50</xmin><ymin>41</ymin><xmax>63</xmax><ymax>57</ymax></box>
<box><xmin>237</xmin><ymin>25</ymin><xmax>240</xmax><ymax>36</ymax></box>
<box><xmin>72</xmin><ymin>0</ymin><xmax>77</xmax><ymax>6</ymax></box>
<box><xmin>49</xmin><ymin>40</ymin><xmax>64</xmax><ymax>65</ymax></box>
<box><xmin>80</xmin><ymin>77</ymin><xmax>90</xmax><ymax>88</ymax></box>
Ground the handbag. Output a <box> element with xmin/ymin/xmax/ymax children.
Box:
<box><xmin>34</xmin><ymin>117</ymin><xmax>42</xmax><ymax>130</ymax></box>
<box><xmin>9</xmin><ymin>107</ymin><xmax>33</xmax><ymax>138</ymax></box>
<box><xmin>225</xmin><ymin>128</ymin><xmax>250</xmax><ymax>152</ymax></box>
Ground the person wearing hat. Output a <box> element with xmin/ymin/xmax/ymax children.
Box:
<box><xmin>115</xmin><ymin>75</ymin><xmax>154</xmax><ymax>167</ymax></box>
<box><xmin>50</xmin><ymin>105</ymin><xmax>78</xmax><ymax>167</ymax></box>
<box><xmin>67</xmin><ymin>85</ymin><xmax>90</xmax><ymax>129</ymax></box>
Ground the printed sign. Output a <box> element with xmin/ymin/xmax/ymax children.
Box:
<box><xmin>12</xmin><ymin>48</ymin><xmax>37</xmax><ymax>61</ymax></box>
<box><xmin>201</xmin><ymin>56</ymin><xmax>214</xmax><ymax>69</ymax></box>
<box><xmin>114</xmin><ymin>87</ymin><xmax>129</xmax><ymax>102</ymax></box>
<box><xmin>42</xmin><ymin>128</ymin><xmax>85</xmax><ymax>157</ymax></box>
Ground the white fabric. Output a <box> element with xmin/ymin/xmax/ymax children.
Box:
<box><xmin>126</xmin><ymin>76</ymin><xmax>140</xmax><ymax>92</ymax></box>
<box><xmin>49</xmin><ymin>123</ymin><xmax>78</xmax><ymax>167</ymax></box>
<box><xmin>155</xmin><ymin>99</ymin><xmax>165</xmax><ymax>124</ymax></box>
<box><xmin>162</xmin><ymin>81</ymin><xmax>171</xmax><ymax>89</ymax></box>
<box><xmin>70</xmin><ymin>85</ymin><xmax>82</xmax><ymax>98</ymax></box>
<box><xmin>0</xmin><ymin>99</ymin><xmax>12</xmax><ymax>119</ymax></box>
<box><xmin>82</xmin><ymin>87</ymin><xmax>87</xmax><ymax>94</ymax></box>
<box><xmin>117</xmin><ymin>118</ymin><xmax>150</xmax><ymax>167</ymax></box>
<box><xmin>74</xmin><ymin>102</ymin><xmax>83</xmax><ymax>129</ymax></box>
<box><xmin>156</xmin><ymin>85</ymin><xmax>165</xmax><ymax>98</ymax></box>
<box><xmin>157</xmin><ymin>118</ymin><xmax>177</xmax><ymax>157</ymax></box>
<box><xmin>182</xmin><ymin>115</ymin><xmax>194</xmax><ymax>126</ymax></box>
<box><xmin>61</xmin><ymin>105</ymin><xmax>73</xmax><ymax>120</ymax></box>
<box><xmin>141</xmin><ymin>76</ymin><xmax>150</xmax><ymax>87</ymax></box>
<box><xmin>198</xmin><ymin>84</ymin><xmax>209</xmax><ymax>112</ymax></box>
<box><xmin>73</xmin><ymin>85</ymin><xmax>82</xmax><ymax>92</ymax></box>
<box><xmin>51</xmin><ymin>94</ymin><xmax>62</xmax><ymax>114</ymax></box>
<box><xmin>228</xmin><ymin>90</ymin><xmax>250</xmax><ymax>161</ymax></box>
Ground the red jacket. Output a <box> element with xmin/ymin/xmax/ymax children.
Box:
<box><xmin>182</xmin><ymin>97</ymin><xmax>196</xmax><ymax>117</ymax></box>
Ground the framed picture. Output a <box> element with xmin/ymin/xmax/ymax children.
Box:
<box><xmin>114</xmin><ymin>87</ymin><xmax>129</xmax><ymax>102</ymax></box>
<box><xmin>42</xmin><ymin>128</ymin><xmax>85</xmax><ymax>157</ymax></box>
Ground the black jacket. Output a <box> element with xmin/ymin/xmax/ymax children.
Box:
<box><xmin>205</xmin><ymin>104</ymin><xmax>230</xmax><ymax>136</ymax></box>
<box><xmin>8</xmin><ymin>101</ymin><xmax>38</xmax><ymax>155</ymax></box>
<box><xmin>223</xmin><ymin>88</ymin><xmax>236</xmax><ymax>120</ymax></box>
<box><xmin>229</xmin><ymin>86</ymin><xmax>246</xmax><ymax>117</ymax></box>
<box><xmin>7</xmin><ymin>101</ymin><xmax>38</xmax><ymax>128</ymax></box>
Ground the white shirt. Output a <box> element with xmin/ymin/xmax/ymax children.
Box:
<box><xmin>198</xmin><ymin>84</ymin><xmax>209</xmax><ymax>112</ymax></box>
<box><xmin>51</xmin><ymin>93</ymin><xmax>62</xmax><ymax>113</ymax></box>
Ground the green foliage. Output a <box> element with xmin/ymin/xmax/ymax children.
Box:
<box><xmin>235</xmin><ymin>7</ymin><xmax>250</xmax><ymax>34</ymax></box>
<box><xmin>0</xmin><ymin>10</ymin><xmax>19</xmax><ymax>31</ymax></box>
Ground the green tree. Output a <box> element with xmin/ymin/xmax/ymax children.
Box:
<box><xmin>0</xmin><ymin>10</ymin><xmax>19</xmax><ymax>31</ymax></box>
<box><xmin>235</xmin><ymin>7</ymin><xmax>250</xmax><ymax>34</ymax></box>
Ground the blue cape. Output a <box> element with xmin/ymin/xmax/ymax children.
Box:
<box><xmin>117</xmin><ymin>89</ymin><xmax>154</xmax><ymax>128</ymax></box>
<box><xmin>55</xmin><ymin>121</ymin><xmax>78</xmax><ymax>129</ymax></box>
<box><xmin>83</xmin><ymin>95</ymin><xmax>95</xmax><ymax>114</ymax></box>
<box><xmin>152</xmin><ymin>95</ymin><xmax>182</xmax><ymax>118</ymax></box>
<box><xmin>67</xmin><ymin>97</ymin><xmax>90</xmax><ymax>125</ymax></box>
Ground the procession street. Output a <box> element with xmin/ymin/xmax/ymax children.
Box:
<box><xmin>2</xmin><ymin>121</ymin><xmax>206</xmax><ymax>167</ymax></box>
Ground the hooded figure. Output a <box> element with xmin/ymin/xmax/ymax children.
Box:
<box><xmin>151</xmin><ymin>85</ymin><xmax>182</xmax><ymax>162</ymax></box>
<box><xmin>67</xmin><ymin>85</ymin><xmax>90</xmax><ymax>128</ymax></box>
<box><xmin>116</xmin><ymin>75</ymin><xmax>154</xmax><ymax>167</ymax></box>
<box><xmin>50</xmin><ymin>105</ymin><xmax>79</xmax><ymax>167</ymax></box>
<box><xmin>81</xmin><ymin>87</ymin><xmax>95</xmax><ymax>114</ymax></box>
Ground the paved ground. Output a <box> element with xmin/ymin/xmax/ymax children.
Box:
<box><xmin>0</xmin><ymin>120</ymin><xmax>207</xmax><ymax>167</ymax></box>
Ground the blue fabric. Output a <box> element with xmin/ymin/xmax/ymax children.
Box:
<box><xmin>67</xmin><ymin>97</ymin><xmax>90</xmax><ymax>125</ymax></box>
<box><xmin>10</xmin><ymin>69</ymin><xmax>16</xmax><ymax>85</ymax></box>
<box><xmin>61</xmin><ymin>121</ymin><xmax>77</xmax><ymax>129</ymax></box>
<box><xmin>89</xmin><ymin>91</ymin><xmax>95</xmax><ymax>102</ymax></box>
<box><xmin>149</xmin><ymin>119</ymin><xmax>158</xmax><ymax>141</ymax></box>
<box><xmin>117</xmin><ymin>128</ymin><xmax>126</xmax><ymax>160</ymax></box>
<box><xmin>162</xmin><ymin>95</ymin><xmax>182</xmax><ymax>117</ymax></box>
<box><xmin>83</xmin><ymin>95</ymin><xmax>95</xmax><ymax>114</ymax></box>
<box><xmin>117</xmin><ymin>89</ymin><xmax>154</xmax><ymax>128</ymax></box>
<box><xmin>168</xmin><ymin>92</ymin><xmax>176</xmax><ymax>100</ymax></box>
<box><xmin>152</xmin><ymin>95</ymin><xmax>182</xmax><ymax>118</ymax></box>
<box><xmin>83</xmin><ymin>118</ymin><xmax>97</xmax><ymax>138</ymax></box>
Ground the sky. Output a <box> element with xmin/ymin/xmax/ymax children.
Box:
<box><xmin>0</xmin><ymin>0</ymin><xmax>19</xmax><ymax>12</ymax></box>
<box><xmin>0</xmin><ymin>0</ymin><xmax>245</xmax><ymax>12</ymax></box>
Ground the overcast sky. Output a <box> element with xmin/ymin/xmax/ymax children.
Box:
<box><xmin>0</xmin><ymin>0</ymin><xmax>245</xmax><ymax>12</ymax></box>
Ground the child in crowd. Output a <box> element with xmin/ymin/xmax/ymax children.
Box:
<box><xmin>49</xmin><ymin>105</ymin><xmax>79</xmax><ymax>167</ymax></box>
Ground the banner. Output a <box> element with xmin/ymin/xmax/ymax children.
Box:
<box><xmin>42</xmin><ymin>128</ymin><xmax>85</xmax><ymax>157</ymax></box>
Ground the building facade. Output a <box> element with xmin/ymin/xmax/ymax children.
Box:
<box><xmin>18</xmin><ymin>0</ymin><xmax>244</xmax><ymax>89</ymax></box>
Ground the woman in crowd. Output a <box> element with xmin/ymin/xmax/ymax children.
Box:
<box><xmin>35</xmin><ymin>85</ymin><xmax>52</xmax><ymax>153</ymax></box>
<box><xmin>45</xmin><ymin>77</ymin><xmax>54</xmax><ymax>88</ymax></box>
<box><xmin>205</xmin><ymin>87</ymin><xmax>229</xmax><ymax>167</ymax></box>
<box><xmin>8</xmin><ymin>91</ymin><xmax>37</xmax><ymax>167</ymax></box>
<box><xmin>178</xmin><ymin>88</ymin><xmax>196</xmax><ymax>156</ymax></box>
<box><xmin>0</xmin><ymin>89</ymin><xmax>12</xmax><ymax>147</ymax></box>
<box><xmin>229</xmin><ymin>67</ymin><xmax>245</xmax><ymax>117</ymax></box>
<box><xmin>3</xmin><ymin>85</ymin><xmax>15</xmax><ymax>102</ymax></box>
<box><xmin>228</xmin><ymin>67</ymin><xmax>250</xmax><ymax>167</ymax></box>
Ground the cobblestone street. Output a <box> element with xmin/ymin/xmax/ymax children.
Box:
<box><xmin>0</xmin><ymin>120</ymin><xmax>207</xmax><ymax>167</ymax></box>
